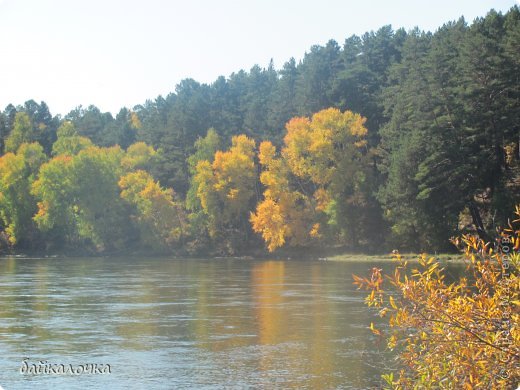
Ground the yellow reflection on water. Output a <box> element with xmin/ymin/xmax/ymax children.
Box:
<box><xmin>251</xmin><ymin>260</ymin><xmax>285</xmax><ymax>345</ymax></box>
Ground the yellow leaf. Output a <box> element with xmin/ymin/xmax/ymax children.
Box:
<box><xmin>369</xmin><ymin>322</ymin><xmax>381</xmax><ymax>336</ymax></box>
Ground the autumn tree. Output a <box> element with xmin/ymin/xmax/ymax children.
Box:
<box><xmin>119</xmin><ymin>170</ymin><xmax>186</xmax><ymax>251</ymax></box>
<box><xmin>34</xmin><ymin>136</ymin><xmax>181</xmax><ymax>252</ymax></box>
<box><xmin>184</xmin><ymin>128</ymin><xmax>222</xmax><ymax>252</ymax></box>
<box><xmin>250</xmin><ymin>140</ymin><xmax>315</xmax><ymax>251</ymax></box>
<box><xmin>186</xmin><ymin>128</ymin><xmax>221</xmax><ymax>211</ymax></box>
<box><xmin>120</xmin><ymin>141</ymin><xmax>157</xmax><ymax>172</ymax></box>
<box><xmin>354</xmin><ymin>206</ymin><xmax>520</xmax><ymax>388</ymax></box>
<box><xmin>52</xmin><ymin>121</ymin><xmax>94</xmax><ymax>156</ymax></box>
<box><xmin>252</xmin><ymin>107</ymin><xmax>379</xmax><ymax>251</ymax></box>
<box><xmin>5</xmin><ymin>112</ymin><xmax>35</xmax><ymax>153</ymax></box>
<box><xmin>0</xmin><ymin>143</ymin><xmax>46</xmax><ymax>246</ymax></box>
<box><xmin>0</xmin><ymin>6</ymin><xmax>517</xmax><ymax>254</ymax></box>
<box><xmin>32</xmin><ymin>146</ymin><xmax>130</xmax><ymax>251</ymax></box>
<box><xmin>194</xmin><ymin>134</ymin><xmax>257</xmax><ymax>253</ymax></box>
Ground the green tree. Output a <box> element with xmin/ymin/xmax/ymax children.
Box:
<box><xmin>32</xmin><ymin>146</ymin><xmax>130</xmax><ymax>251</ymax></box>
<box><xmin>5</xmin><ymin>112</ymin><xmax>34</xmax><ymax>153</ymax></box>
<box><xmin>333</xmin><ymin>26</ymin><xmax>406</xmax><ymax>148</ymax></box>
<box><xmin>101</xmin><ymin>108</ymin><xmax>138</xmax><ymax>149</ymax></box>
<box><xmin>186</xmin><ymin>128</ymin><xmax>221</xmax><ymax>210</ymax></box>
<box><xmin>0</xmin><ymin>143</ymin><xmax>46</xmax><ymax>246</ymax></box>
<box><xmin>52</xmin><ymin>121</ymin><xmax>94</xmax><ymax>156</ymax></box>
<box><xmin>0</xmin><ymin>111</ymin><xmax>8</xmax><ymax>154</ymax></box>
<box><xmin>295</xmin><ymin>40</ymin><xmax>343</xmax><ymax>115</ymax></box>
<box><xmin>458</xmin><ymin>9</ymin><xmax>520</xmax><ymax>227</ymax></box>
<box><xmin>184</xmin><ymin>128</ymin><xmax>222</xmax><ymax>253</ymax></box>
<box><xmin>267</xmin><ymin>58</ymin><xmax>299</xmax><ymax>145</ymax></box>
<box><xmin>66</xmin><ymin>105</ymin><xmax>114</xmax><ymax>146</ymax></box>
<box><xmin>379</xmin><ymin>9</ymin><xmax>520</xmax><ymax>250</ymax></box>
<box><xmin>22</xmin><ymin>100</ymin><xmax>58</xmax><ymax>154</ymax></box>
<box><xmin>242</xmin><ymin>63</ymin><xmax>278</xmax><ymax>140</ymax></box>
<box><xmin>377</xmin><ymin>29</ymin><xmax>456</xmax><ymax>250</ymax></box>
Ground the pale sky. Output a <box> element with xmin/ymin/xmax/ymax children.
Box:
<box><xmin>0</xmin><ymin>0</ymin><xmax>517</xmax><ymax>116</ymax></box>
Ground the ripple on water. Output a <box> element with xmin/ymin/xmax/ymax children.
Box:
<box><xmin>0</xmin><ymin>257</ymin><xmax>392</xmax><ymax>389</ymax></box>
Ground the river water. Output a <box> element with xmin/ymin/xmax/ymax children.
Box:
<box><xmin>0</xmin><ymin>256</ymin><xmax>399</xmax><ymax>389</ymax></box>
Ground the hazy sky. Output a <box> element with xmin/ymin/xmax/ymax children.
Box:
<box><xmin>0</xmin><ymin>0</ymin><xmax>517</xmax><ymax>116</ymax></box>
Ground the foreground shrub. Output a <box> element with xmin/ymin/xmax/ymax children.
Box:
<box><xmin>354</xmin><ymin>207</ymin><xmax>520</xmax><ymax>389</ymax></box>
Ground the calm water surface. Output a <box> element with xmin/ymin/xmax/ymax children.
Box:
<box><xmin>0</xmin><ymin>257</ymin><xmax>397</xmax><ymax>389</ymax></box>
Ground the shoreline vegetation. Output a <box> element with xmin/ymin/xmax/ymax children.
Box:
<box><xmin>354</xmin><ymin>209</ymin><xmax>519</xmax><ymax>388</ymax></box>
<box><xmin>0</xmin><ymin>250</ymin><xmax>465</xmax><ymax>263</ymax></box>
<box><xmin>0</xmin><ymin>7</ymin><xmax>518</xmax><ymax>256</ymax></box>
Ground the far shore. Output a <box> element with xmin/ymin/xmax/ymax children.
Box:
<box><xmin>325</xmin><ymin>252</ymin><xmax>465</xmax><ymax>263</ymax></box>
<box><xmin>0</xmin><ymin>251</ymin><xmax>466</xmax><ymax>263</ymax></box>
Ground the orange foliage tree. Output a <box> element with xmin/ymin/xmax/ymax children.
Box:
<box><xmin>250</xmin><ymin>140</ymin><xmax>315</xmax><ymax>251</ymax></box>
<box><xmin>119</xmin><ymin>170</ymin><xmax>186</xmax><ymax>250</ymax></box>
<box><xmin>353</xmin><ymin>207</ymin><xmax>520</xmax><ymax>388</ymax></box>
<box><xmin>251</xmin><ymin>107</ymin><xmax>373</xmax><ymax>252</ymax></box>
<box><xmin>194</xmin><ymin>134</ymin><xmax>257</xmax><ymax>251</ymax></box>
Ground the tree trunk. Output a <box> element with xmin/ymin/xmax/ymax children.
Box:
<box><xmin>468</xmin><ymin>201</ymin><xmax>491</xmax><ymax>244</ymax></box>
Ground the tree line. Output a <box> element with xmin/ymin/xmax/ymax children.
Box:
<box><xmin>0</xmin><ymin>7</ymin><xmax>519</xmax><ymax>254</ymax></box>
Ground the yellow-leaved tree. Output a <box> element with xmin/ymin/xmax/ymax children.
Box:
<box><xmin>353</xmin><ymin>206</ymin><xmax>520</xmax><ymax>388</ymax></box>
<box><xmin>119</xmin><ymin>170</ymin><xmax>186</xmax><ymax>250</ymax></box>
<box><xmin>193</xmin><ymin>134</ymin><xmax>257</xmax><ymax>252</ymax></box>
<box><xmin>250</xmin><ymin>140</ymin><xmax>314</xmax><ymax>251</ymax></box>
<box><xmin>251</xmin><ymin>107</ymin><xmax>375</xmax><ymax>252</ymax></box>
<box><xmin>0</xmin><ymin>143</ymin><xmax>46</xmax><ymax>245</ymax></box>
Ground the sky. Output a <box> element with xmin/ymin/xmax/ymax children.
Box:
<box><xmin>0</xmin><ymin>0</ymin><xmax>518</xmax><ymax>116</ymax></box>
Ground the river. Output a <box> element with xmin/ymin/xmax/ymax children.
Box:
<box><xmin>0</xmin><ymin>256</ymin><xmax>400</xmax><ymax>389</ymax></box>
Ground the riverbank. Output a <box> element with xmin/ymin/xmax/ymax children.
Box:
<box><xmin>325</xmin><ymin>252</ymin><xmax>465</xmax><ymax>263</ymax></box>
<box><xmin>0</xmin><ymin>249</ymin><xmax>466</xmax><ymax>264</ymax></box>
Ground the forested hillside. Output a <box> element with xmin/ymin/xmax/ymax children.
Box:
<box><xmin>0</xmin><ymin>7</ymin><xmax>518</xmax><ymax>254</ymax></box>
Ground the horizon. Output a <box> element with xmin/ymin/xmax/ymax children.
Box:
<box><xmin>0</xmin><ymin>0</ymin><xmax>518</xmax><ymax>116</ymax></box>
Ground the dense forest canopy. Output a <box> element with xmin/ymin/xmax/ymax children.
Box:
<box><xmin>0</xmin><ymin>7</ymin><xmax>519</xmax><ymax>254</ymax></box>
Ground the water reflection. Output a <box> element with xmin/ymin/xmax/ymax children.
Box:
<box><xmin>0</xmin><ymin>256</ymin><xmax>421</xmax><ymax>389</ymax></box>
